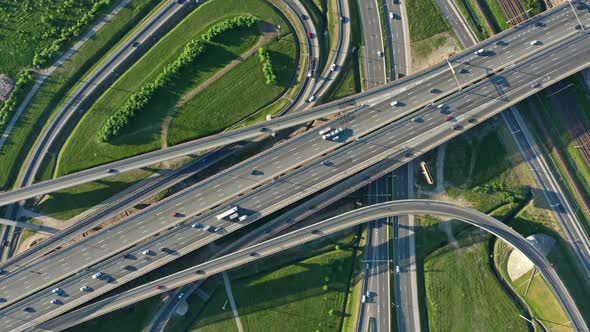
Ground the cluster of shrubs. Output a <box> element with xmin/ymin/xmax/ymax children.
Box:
<box><xmin>97</xmin><ymin>40</ymin><xmax>207</xmax><ymax>142</ymax></box>
<box><xmin>33</xmin><ymin>0</ymin><xmax>113</xmax><ymax>68</ymax></box>
<box><xmin>0</xmin><ymin>70</ymin><xmax>35</xmax><ymax>129</ymax></box>
<box><xmin>257</xmin><ymin>48</ymin><xmax>276</xmax><ymax>85</ymax></box>
<box><xmin>202</xmin><ymin>16</ymin><xmax>257</xmax><ymax>42</ymax></box>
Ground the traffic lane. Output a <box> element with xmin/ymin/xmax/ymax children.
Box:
<box><xmin>4</xmin><ymin>26</ymin><xmax>590</xmax><ymax>312</ymax></box>
<box><xmin>36</xmin><ymin>200</ymin><xmax>587</xmax><ymax>332</ymax></box>
<box><xmin>0</xmin><ymin>4</ymin><xmax>585</xmax><ymax>205</ymax></box>
<box><xmin>2</xmin><ymin>31</ymin><xmax>588</xmax><ymax>320</ymax></box>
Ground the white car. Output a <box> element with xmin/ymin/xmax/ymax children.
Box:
<box><xmin>142</xmin><ymin>249</ymin><xmax>151</xmax><ymax>255</ymax></box>
<box><xmin>474</xmin><ymin>49</ymin><xmax>485</xmax><ymax>55</ymax></box>
<box><xmin>50</xmin><ymin>299</ymin><xmax>60</xmax><ymax>305</ymax></box>
<box><xmin>361</xmin><ymin>295</ymin><xmax>367</xmax><ymax>303</ymax></box>
<box><xmin>378</xmin><ymin>51</ymin><xmax>384</xmax><ymax>57</ymax></box>
<box><xmin>308</xmin><ymin>95</ymin><xmax>316</xmax><ymax>102</ymax></box>
<box><xmin>177</xmin><ymin>292</ymin><xmax>185</xmax><ymax>299</ymax></box>
<box><xmin>80</xmin><ymin>285</ymin><xmax>90</xmax><ymax>292</ymax></box>
<box><xmin>396</xmin><ymin>265</ymin><xmax>400</xmax><ymax>273</ymax></box>
<box><xmin>389</xmin><ymin>12</ymin><xmax>394</xmax><ymax>19</ymax></box>
<box><xmin>390</xmin><ymin>100</ymin><xmax>400</xmax><ymax>106</ymax></box>
<box><xmin>437</xmin><ymin>103</ymin><xmax>446</xmax><ymax>109</ymax></box>
<box><xmin>92</xmin><ymin>272</ymin><xmax>103</xmax><ymax>279</ymax></box>
<box><xmin>530</xmin><ymin>40</ymin><xmax>540</xmax><ymax>46</ymax></box>
<box><xmin>51</xmin><ymin>288</ymin><xmax>62</xmax><ymax>294</ymax></box>
<box><xmin>330</xmin><ymin>63</ymin><xmax>337</xmax><ymax>71</ymax></box>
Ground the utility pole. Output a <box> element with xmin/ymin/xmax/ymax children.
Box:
<box><xmin>446</xmin><ymin>58</ymin><xmax>461</xmax><ymax>91</ymax></box>
<box><xmin>567</xmin><ymin>0</ymin><xmax>584</xmax><ymax>31</ymax></box>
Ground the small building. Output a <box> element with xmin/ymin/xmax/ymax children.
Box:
<box><xmin>0</xmin><ymin>75</ymin><xmax>15</xmax><ymax>102</ymax></box>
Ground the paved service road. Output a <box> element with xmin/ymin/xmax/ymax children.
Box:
<box><xmin>0</xmin><ymin>3</ymin><xmax>586</xmax><ymax>205</ymax></box>
<box><xmin>433</xmin><ymin>0</ymin><xmax>478</xmax><ymax>47</ymax></box>
<box><xmin>0</xmin><ymin>23</ymin><xmax>589</xmax><ymax>330</ymax></box>
<box><xmin>383</xmin><ymin>0</ymin><xmax>410</xmax><ymax>78</ymax></box>
<box><xmin>503</xmin><ymin>108</ymin><xmax>590</xmax><ymax>274</ymax></box>
<box><xmin>35</xmin><ymin>200</ymin><xmax>588</xmax><ymax>332</ymax></box>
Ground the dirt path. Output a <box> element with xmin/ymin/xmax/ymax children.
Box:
<box><xmin>161</xmin><ymin>22</ymin><xmax>276</xmax><ymax>148</ymax></box>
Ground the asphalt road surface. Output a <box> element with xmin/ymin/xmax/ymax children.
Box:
<box><xmin>0</xmin><ymin>3</ymin><xmax>585</xmax><ymax>205</ymax></box>
<box><xmin>35</xmin><ymin>200</ymin><xmax>588</xmax><ymax>332</ymax></box>
<box><xmin>358</xmin><ymin>0</ymin><xmax>386</xmax><ymax>88</ymax></box>
<box><xmin>392</xmin><ymin>165</ymin><xmax>421</xmax><ymax>332</ymax></box>
<box><xmin>383</xmin><ymin>0</ymin><xmax>410</xmax><ymax>77</ymax></box>
<box><xmin>433</xmin><ymin>0</ymin><xmax>478</xmax><ymax>47</ymax></box>
<box><xmin>1</xmin><ymin>35</ymin><xmax>589</xmax><ymax>330</ymax></box>
<box><xmin>0</xmin><ymin>22</ymin><xmax>589</xmax><ymax>326</ymax></box>
<box><xmin>0</xmin><ymin>8</ymin><xmax>589</xmax><ymax>329</ymax></box>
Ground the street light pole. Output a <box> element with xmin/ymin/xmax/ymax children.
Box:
<box><xmin>567</xmin><ymin>0</ymin><xmax>585</xmax><ymax>31</ymax></box>
<box><xmin>446</xmin><ymin>58</ymin><xmax>461</xmax><ymax>91</ymax></box>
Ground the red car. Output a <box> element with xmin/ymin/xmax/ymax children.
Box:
<box><xmin>171</xmin><ymin>212</ymin><xmax>179</xmax><ymax>217</ymax></box>
<box><xmin>155</xmin><ymin>285</ymin><xmax>164</xmax><ymax>290</ymax></box>
<box><xmin>306</xmin><ymin>31</ymin><xmax>312</xmax><ymax>39</ymax></box>
<box><xmin>444</xmin><ymin>115</ymin><xmax>452</xmax><ymax>122</ymax></box>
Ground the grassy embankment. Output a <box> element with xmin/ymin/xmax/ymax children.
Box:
<box><xmin>323</xmin><ymin>0</ymin><xmax>363</xmax><ymax>100</ymax></box>
<box><xmin>0</xmin><ymin>0</ymin><xmax>162</xmax><ymax>190</ymax></box>
<box><xmin>416</xmin><ymin>118</ymin><xmax>590</xmax><ymax>329</ymax></box>
<box><xmin>172</xmin><ymin>229</ymin><xmax>363</xmax><ymax>332</ymax></box>
<box><xmin>407</xmin><ymin>0</ymin><xmax>458</xmax><ymax>65</ymax></box>
<box><xmin>39</xmin><ymin>0</ymin><xmax>296</xmax><ymax>220</ymax></box>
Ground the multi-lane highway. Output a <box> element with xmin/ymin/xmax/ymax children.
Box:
<box><xmin>359</xmin><ymin>0</ymin><xmax>387</xmax><ymax>88</ymax></box>
<box><xmin>358</xmin><ymin>176</ymin><xmax>391</xmax><ymax>332</ymax></box>
<box><xmin>0</xmin><ymin>0</ymin><xmax>196</xmax><ymax>261</ymax></box>
<box><xmin>0</xmin><ymin>3</ymin><xmax>585</xmax><ymax>205</ymax></box>
<box><xmin>383</xmin><ymin>0</ymin><xmax>411</xmax><ymax>77</ymax></box>
<box><xmin>392</xmin><ymin>164</ymin><xmax>421</xmax><ymax>332</ymax></box>
<box><xmin>0</xmin><ymin>4</ymin><xmax>589</xmax><ymax>329</ymax></box>
<box><xmin>35</xmin><ymin>200</ymin><xmax>588</xmax><ymax>332</ymax></box>
<box><xmin>1</xmin><ymin>27</ymin><xmax>589</xmax><ymax>330</ymax></box>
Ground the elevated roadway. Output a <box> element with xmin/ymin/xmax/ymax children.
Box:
<box><xmin>0</xmin><ymin>3</ymin><xmax>585</xmax><ymax>205</ymax></box>
<box><xmin>35</xmin><ymin>200</ymin><xmax>588</xmax><ymax>332</ymax></box>
<box><xmin>0</xmin><ymin>29</ymin><xmax>589</xmax><ymax>329</ymax></box>
<box><xmin>0</xmin><ymin>0</ymin><xmax>196</xmax><ymax>260</ymax></box>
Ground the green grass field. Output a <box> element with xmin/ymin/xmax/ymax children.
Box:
<box><xmin>424</xmin><ymin>232</ymin><xmax>529</xmax><ymax>331</ymax></box>
<box><xmin>406</xmin><ymin>0</ymin><xmax>451</xmax><ymax>42</ymax></box>
<box><xmin>0</xmin><ymin>0</ymin><xmax>105</xmax><ymax>77</ymax></box>
<box><xmin>57</xmin><ymin>0</ymin><xmax>295</xmax><ymax>176</ymax></box>
<box><xmin>479</xmin><ymin>0</ymin><xmax>509</xmax><ymax>32</ymax></box>
<box><xmin>494</xmin><ymin>240</ymin><xmax>570</xmax><ymax>331</ymax></box>
<box><xmin>168</xmin><ymin>33</ymin><xmax>296</xmax><ymax>145</ymax></box>
<box><xmin>454</xmin><ymin>0</ymin><xmax>491</xmax><ymax>40</ymax></box>
<box><xmin>0</xmin><ymin>0</ymin><xmax>162</xmax><ymax>190</ymax></box>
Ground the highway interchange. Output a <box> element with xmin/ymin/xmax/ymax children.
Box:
<box><xmin>0</xmin><ymin>1</ymin><xmax>589</xmax><ymax>331</ymax></box>
<box><xmin>34</xmin><ymin>200</ymin><xmax>589</xmax><ymax>332</ymax></box>
<box><xmin>1</xmin><ymin>22</ymin><xmax>590</xmax><ymax>330</ymax></box>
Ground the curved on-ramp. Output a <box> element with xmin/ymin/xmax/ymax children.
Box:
<box><xmin>35</xmin><ymin>200</ymin><xmax>588</xmax><ymax>332</ymax></box>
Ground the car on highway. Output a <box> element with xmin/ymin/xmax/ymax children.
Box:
<box><xmin>389</xmin><ymin>12</ymin><xmax>394</xmax><ymax>19</ymax></box>
<box><xmin>437</xmin><ymin>103</ymin><xmax>446</xmax><ymax>110</ymax></box>
<box><xmin>366</xmin><ymin>263</ymin><xmax>370</xmax><ymax>270</ymax></box>
<box><xmin>50</xmin><ymin>299</ymin><xmax>61</xmax><ymax>305</ymax></box>
<box><xmin>131</xmin><ymin>41</ymin><xmax>140</xmax><ymax>47</ymax></box>
<box><xmin>51</xmin><ymin>287</ymin><xmax>62</xmax><ymax>295</ymax></box>
<box><xmin>301</xmin><ymin>14</ymin><xmax>307</xmax><ymax>20</ymax></box>
<box><xmin>306</xmin><ymin>31</ymin><xmax>312</xmax><ymax>39</ymax></box>
<box><xmin>308</xmin><ymin>95</ymin><xmax>316</xmax><ymax>102</ymax></box>
<box><xmin>535</xmin><ymin>21</ymin><xmax>545</xmax><ymax>27</ymax></box>
<box><xmin>155</xmin><ymin>285</ymin><xmax>164</xmax><ymax>290</ymax></box>
<box><xmin>171</xmin><ymin>212</ymin><xmax>180</xmax><ymax>217</ymax></box>
<box><xmin>396</xmin><ymin>265</ymin><xmax>400</xmax><ymax>273</ymax></box>
<box><xmin>202</xmin><ymin>225</ymin><xmax>211</xmax><ymax>232</ymax></box>
<box><xmin>213</xmin><ymin>226</ymin><xmax>222</xmax><ymax>232</ymax></box>
<box><xmin>430</xmin><ymin>88</ymin><xmax>441</xmax><ymax>94</ymax></box>
<box><xmin>177</xmin><ymin>292</ymin><xmax>185</xmax><ymax>299</ymax></box>
<box><xmin>80</xmin><ymin>285</ymin><xmax>90</xmax><ymax>292</ymax></box>
<box><xmin>390</xmin><ymin>100</ymin><xmax>400</xmax><ymax>106</ymax></box>
<box><xmin>530</xmin><ymin>40</ymin><xmax>540</xmax><ymax>46</ymax></box>
<box><xmin>307</xmin><ymin>70</ymin><xmax>313</xmax><ymax>77</ymax></box>
<box><xmin>531</xmin><ymin>82</ymin><xmax>541</xmax><ymax>88</ymax></box>
<box><xmin>444</xmin><ymin>115</ymin><xmax>452</xmax><ymax>122</ymax></box>
<box><xmin>92</xmin><ymin>272</ymin><xmax>103</xmax><ymax>279</ymax></box>
<box><xmin>361</xmin><ymin>295</ymin><xmax>367</xmax><ymax>303</ymax></box>
<box><xmin>330</xmin><ymin>63</ymin><xmax>337</xmax><ymax>71</ymax></box>
<box><xmin>106</xmin><ymin>168</ymin><xmax>116</xmax><ymax>173</ymax></box>
<box><xmin>474</xmin><ymin>49</ymin><xmax>485</xmax><ymax>56</ymax></box>
<box><xmin>142</xmin><ymin>249</ymin><xmax>152</xmax><ymax>255</ymax></box>
<box><xmin>378</xmin><ymin>50</ymin><xmax>384</xmax><ymax>57</ymax></box>
<box><xmin>191</xmin><ymin>223</ymin><xmax>201</xmax><ymax>229</ymax></box>
<box><xmin>22</xmin><ymin>306</ymin><xmax>34</xmax><ymax>313</ymax></box>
